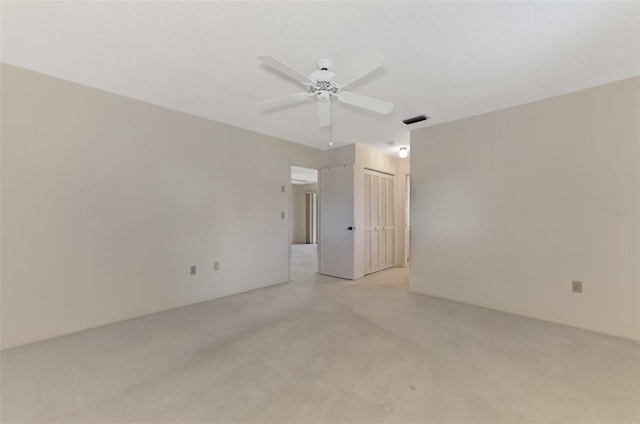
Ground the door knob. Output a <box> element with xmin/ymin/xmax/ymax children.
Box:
<box><xmin>347</xmin><ymin>226</ymin><xmax>355</xmax><ymax>230</ymax></box>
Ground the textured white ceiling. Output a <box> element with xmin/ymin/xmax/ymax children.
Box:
<box><xmin>2</xmin><ymin>1</ymin><xmax>638</xmax><ymax>154</ymax></box>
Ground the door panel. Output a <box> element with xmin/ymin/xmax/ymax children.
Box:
<box><xmin>371</xmin><ymin>230</ymin><xmax>379</xmax><ymax>271</ymax></box>
<box><xmin>319</xmin><ymin>165</ymin><xmax>355</xmax><ymax>279</ymax></box>
<box><xmin>364</xmin><ymin>173</ymin><xmax>371</xmax><ymax>228</ymax></box>
<box><xmin>364</xmin><ymin>231</ymin><xmax>371</xmax><ymax>272</ymax></box>
<box><xmin>380</xmin><ymin>177</ymin><xmax>387</xmax><ymax>225</ymax></box>
<box><xmin>378</xmin><ymin>230</ymin><xmax>386</xmax><ymax>269</ymax></box>
<box><xmin>387</xmin><ymin>180</ymin><xmax>394</xmax><ymax>226</ymax></box>
<box><xmin>372</xmin><ymin>175</ymin><xmax>379</xmax><ymax>227</ymax></box>
<box><xmin>386</xmin><ymin>229</ymin><xmax>394</xmax><ymax>266</ymax></box>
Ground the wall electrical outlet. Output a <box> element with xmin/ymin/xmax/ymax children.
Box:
<box><xmin>190</xmin><ymin>265</ymin><xmax>197</xmax><ymax>276</ymax></box>
<box><xmin>281</xmin><ymin>211</ymin><xmax>285</xmax><ymax>219</ymax></box>
<box><xmin>213</xmin><ymin>261</ymin><xmax>220</xmax><ymax>271</ymax></box>
<box><xmin>281</xmin><ymin>185</ymin><xmax>286</xmax><ymax>193</ymax></box>
<box><xmin>572</xmin><ymin>280</ymin><xmax>582</xmax><ymax>293</ymax></box>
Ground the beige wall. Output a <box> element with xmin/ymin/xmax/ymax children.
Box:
<box><xmin>0</xmin><ymin>64</ymin><xmax>326</xmax><ymax>349</ymax></box>
<box><xmin>291</xmin><ymin>183</ymin><xmax>317</xmax><ymax>244</ymax></box>
<box><xmin>324</xmin><ymin>144</ymin><xmax>356</xmax><ymax>167</ymax></box>
<box><xmin>410</xmin><ymin>77</ymin><xmax>640</xmax><ymax>340</ymax></box>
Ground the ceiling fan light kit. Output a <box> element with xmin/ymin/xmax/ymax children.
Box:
<box><xmin>257</xmin><ymin>50</ymin><xmax>394</xmax><ymax>128</ymax></box>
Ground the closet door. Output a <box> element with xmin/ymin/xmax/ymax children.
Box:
<box><xmin>364</xmin><ymin>169</ymin><xmax>394</xmax><ymax>275</ymax></box>
<box><xmin>380</xmin><ymin>175</ymin><xmax>394</xmax><ymax>270</ymax></box>
<box><xmin>364</xmin><ymin>172</ymin><xmax>380</xmax><ymax>274</ymax></box>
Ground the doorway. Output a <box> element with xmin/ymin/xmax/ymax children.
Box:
<box><xmin>290</xmin><ymin>165</ymin><xmax>319</xmax><ymax>280</ymax></box>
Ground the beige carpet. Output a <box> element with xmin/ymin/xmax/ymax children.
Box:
<box><xmin>1</xmin><ymin>244</ymin><xmax>638</xmax><ymax>423</ymax></box>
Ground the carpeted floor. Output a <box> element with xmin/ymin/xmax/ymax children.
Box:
<box><xmin>1</xmin><ymin>244</ymin><xmax>638</xmax><ymax>423</ymax></box>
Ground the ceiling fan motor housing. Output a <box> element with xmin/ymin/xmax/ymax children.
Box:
<box><xmin>308</xmin><ymin>70</ymin><xmax>340</xmax><ymax>99</ymax></box>
<box><xmin>317</xmin><ymin>58</ymin><xmax>333</xmax><ymax>70</ymax></box>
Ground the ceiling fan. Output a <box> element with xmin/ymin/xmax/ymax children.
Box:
<box><xmin>257</xmin><ymin>50</ymin><xmax>394</xmax><ymax>126</ymax></box>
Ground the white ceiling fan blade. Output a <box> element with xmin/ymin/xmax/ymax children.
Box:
<box><xmin>318</xmin><ymin>101</ymin><xmax>331</xmax><ymax>127</ymax></box>
<box><xmin>257</xmin><ymin>92</ymin><xmax>311</xmax><ymax>108</ymax></box>
<box><xmin>258</xmin><ymin>55</ymin><xmax>311</xmax><ymax>85</ymax></box>
<box><xmin>337</xmin><ymin>91</ymin><xmax>394</xmax><ymax>114</ymax></box>
<box><xmin>335</xmin><ymin>50</ymin><xmax>386</xmax><ymax>89</ymax></box>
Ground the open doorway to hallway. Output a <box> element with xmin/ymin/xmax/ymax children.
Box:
<box><xmin>290</xmin><ymin>165</ymin><xmax>319</xmax><ymax>281</ymax></box>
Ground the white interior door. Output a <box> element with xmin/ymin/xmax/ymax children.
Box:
<box><xmin>364</xmin><ymin>169</ymin><xmax>394</xmax><ymax>275</ymax></box>
<box><xmin>319</xmin><ymin>165</ymin><xmax>355</xmax><ymax>279</ymax></box>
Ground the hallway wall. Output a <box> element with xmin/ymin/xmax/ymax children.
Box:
<box><xmin>291</xmin><ymin>183</ymin><xmax>318</xmax><ymax>244</ymax></box>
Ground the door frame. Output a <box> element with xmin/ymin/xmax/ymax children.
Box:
<box><xmin>404</xmin><ymin>173</ymin><xmax>410</xmax><ymax>267</ymax></box>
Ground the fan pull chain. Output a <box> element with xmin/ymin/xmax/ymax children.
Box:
<box><xmin>329</xmin><ymin>101</ymin><xmax>334</xmax><ymax>146</ymax></box>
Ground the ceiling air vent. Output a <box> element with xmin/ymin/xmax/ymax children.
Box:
<box><xmin>402</xmin><ymin>114</ymin><xmax>430</xmax><ymax>125</ymax></box>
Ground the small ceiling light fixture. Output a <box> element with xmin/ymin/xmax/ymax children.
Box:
<box><xmin>398</xmin><ymin>146</ymin><xmax>408</xmax><ymax>159</ymax></box>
